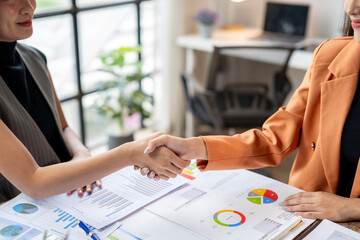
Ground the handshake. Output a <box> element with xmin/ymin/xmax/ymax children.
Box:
<box><xmin>132</xmin><ymin>132</ymin><xmax>208</xmax><ymax>181</ymax></box>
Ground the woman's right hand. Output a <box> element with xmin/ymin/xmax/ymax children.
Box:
<box><xmin>145</xmin><ymin>134</ymin><xmax>208</xmax><ymax>160</ymax></box>
<box><xmin>129</xmin><ymin>133</ymin><xmax>191</xmax><ymax>180</ymax></box>
<box><xmin>135</xmin><ymin>134</ymin><xmax>208</xmax><ymax>179</ymax></box>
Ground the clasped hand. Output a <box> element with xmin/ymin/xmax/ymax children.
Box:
<box><xmin>133</xmin><ymin>133</ymin><xmax>191</xmax><ymax>181</ymax></box>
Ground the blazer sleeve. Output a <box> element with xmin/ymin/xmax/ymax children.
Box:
<box><xmin>197</xmin><ymin>46</ymin><xmax>321</xmax><ymax>171</ymax></box>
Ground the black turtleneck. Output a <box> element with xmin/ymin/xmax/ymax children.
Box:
<box><xmin>339</xmin><ymin>75</ymin><xmax>360</xmax><ymax>197</ymax></box>
<box><xmin>0</xmin><ymin>41</ymin><xmax>72</xmax><ymax>162</ymax></box>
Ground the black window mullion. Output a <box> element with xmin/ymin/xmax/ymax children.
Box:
<box><xmin>34</xmin><ymin>0</ymin><xmax>151</xmax><ymax>146</ymax></box>
<box><xmin>70</xmin><ymin>0</ymin><xmax>87</xmax><ymax>143</ymax></box>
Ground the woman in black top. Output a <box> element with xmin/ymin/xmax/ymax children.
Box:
<box><xmin>0</xmin><ymin>0</ymin><xmax>188</xmax><ymax>201</ymax></box>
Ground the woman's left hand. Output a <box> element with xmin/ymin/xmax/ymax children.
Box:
<box><xmin>282</xmin><ymin>191</ymin><xmax>359</xmax><ymax>222</ymax></box>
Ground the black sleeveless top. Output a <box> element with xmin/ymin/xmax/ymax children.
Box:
<box><xmin>0</xmin><ymin>41</ymin><xmax>72</xmax><ymax>162</ymax></box>
<box><xmin>339</xmin><ymin>74</ymin><xmax>360</xmax><ymax>197</ymax></box>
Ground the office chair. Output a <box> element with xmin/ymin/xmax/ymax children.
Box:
<box><xmin>182</xmin><ymin>45</ymin><xmax>295</xmax><ymax>134</ymax></box>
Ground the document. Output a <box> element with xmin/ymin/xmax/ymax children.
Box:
<box><xmin>303</xmin><ymin>219</ymin><xmax>360</xmax><ymax>240</ymax></box>
<box><xmin>44</xmin><ymin>166</ymin><xmax>188</xmax><ymax>228</ymax></box>
<box><xmin>0</xmin><ymin>213</ymin><xmax>46</xmax><ymax>240</ymax></box>
<box><xmin>0</xmin><ymin>194</ymin><xmax>120</xmax><ymax>240</ymax></box>
<box><xmin>107</xmin><ymin>209</ymin><xmax>208</xmax><ymax>240</ymax></box>
<box><xmin>146</xmin><ymin>169</ymin><xmax>315</xmax><ymax>240</ymax></box>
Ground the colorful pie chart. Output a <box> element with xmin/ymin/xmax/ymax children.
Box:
<box><xmin>213</xmin><ymin>210</ymin><xmax>246</xmax><ymax>227</ymax></box>
<box><xmin>0</xmin><ymin>225</ymin><xmax>23</xmax><ymax>237</ymax></box>
<box><xmin>247</xmin><ymin>189</ymin><xmax>278</xmax><ymax>205</ymax></box>
<box><xmin>12</xmin><ymin>203</ymin><xmax>39</xmax><ymax>214</ymax></box>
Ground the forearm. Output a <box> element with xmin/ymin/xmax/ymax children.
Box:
<box><xmin>24</xmin><ymin>142</ymin><xmax>134</xmax><ymax>198</ymax></box>
<box><xmin>62</xmin><ymin>126</ymin><xmax>90</xmax><ymax>159</ymax></box>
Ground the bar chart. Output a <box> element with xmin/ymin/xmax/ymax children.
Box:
<box><xmin>124</xmin><ymin>175</ymin><xmax>173</xmax><ymax>197</ymax></box>
<box><xmin>45</xmin><ymin>167</ymin><xmax>188</xmax><ymax>228</ymax></box>
<box><xmin>53</xmin><ymin>208</ymin><xmax>96</xmax><ymax>231</ymax></box>
<box><xmin>79</xmin><ymin>187</ymin><xmax>134</xmax><ymax>218</ymax></box>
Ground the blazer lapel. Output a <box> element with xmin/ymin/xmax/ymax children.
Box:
<box><xmin>15</xmin><ymin>43</ymin><xmax>63</xmax><ymax>134</ymax></box>
<box><xmin>320</xmin><ymin>39</ymin><xmax>360</xmax><ymax>194</ymax></box>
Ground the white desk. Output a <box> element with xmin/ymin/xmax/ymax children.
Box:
<box><xmin>108</xmin><ymin>167</ymin><xmax>360</xmax><ymax>240</ymax></box>
<box><xmin>177</xmin><ymin>29</ymin><xmax>321</xmax><ymax>137</ymax></box>
<box><xmin>111</xmin><ymin>168</ymin><xmax>317</xmax><ymax>240</ymax></box>
<box><xmin>1</xmin><ymin>167</ymin><xmax>360</xmax><ymax>240</ymax></box>
<box><xmin>177</xmin><ymin>29</ymin><xmax>320</xmax><ymax>74</ymax></box>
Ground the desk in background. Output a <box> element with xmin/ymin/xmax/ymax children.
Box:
<box><xmin>178</xmin><ymin>28</ymin><xmax>322</xmax><ymax>72</ymax></box>
<box><xmin>177</xmin><ymin>29</ymin><xmax>323</xmax><ymax>137</ymax></box>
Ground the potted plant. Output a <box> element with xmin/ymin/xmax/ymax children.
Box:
<box><xmin>194</xmin><ymin>9</ymin><xmax>218</xmax><ymax>38</ymax></box>
<box><xmin>92</xmin><ymin>46</ymin><xmax>153</xmax><ymax>149</ymax></box>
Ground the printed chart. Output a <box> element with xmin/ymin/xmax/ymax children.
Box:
<box><xmin>253</xmin><ymin>218</ymin><xmax>282</xmax><ymax>240</ymax></box>
<box><xmin>53</xmin><ymin>208</ymin><xmax>95</xmax><ymax>231</ymax></box>
<box><xmin>0</xmin><ymin>225</ymin><xmax>24</xmax><ymax>237</ymax></box>
<box><xmin>12</xmin><ymin>203</ymin><xmax>38</xmax><ymax>214</ymax></box>
<box><xmin>46</xmin><ymin>167</ymin><xmax>188</xmax><ymax>228</ymax></box>
<box><xmin>213</xmin><ymin>210</ymin><xmax>246</xmax><ymax>227</ymax></box>
<box><xmin>180</xmin><ymin>163</ymin><xmax>198</xmax><ymax>180</ymax></box>
<box><xmin>78</xmin><ymin>187</ymin><xmax>134</xmax><ymax>218</ymax></box>
<box><xmin>123</xmin><ymin>175</ymin><xmax>173</xmax><ymax>197</ymax></box>
<box><xmin>247</xmin><ymin>189</ymin><xmax>278</xmax><ymax>205</ymax></box>
<box><xmin>7</xmin><ymin>199</ymin><xmax>87</xmax><ymax>233</ymax></box>
<box><xmin>107</xmin><ymin>209</ymin><xmax>208</xmax><ymax>240</ymax></box>
<box><xmin>0</xmin><ymin>216</ymin><xmax>42</xmax><ymax>240</ymax></box>
<box><xmin>0</xmin><ymin>195</ymin><xmax>113</xmax><ymax>239</ymax></box>
<box><xmin>146</xmin><ymin>170</ymin><xmax>314</xmax><ymax>240</ymax></box>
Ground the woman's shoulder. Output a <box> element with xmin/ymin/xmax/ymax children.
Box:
<box><xmin>16</xmin><ymin>42</ymin><xmax>47</xmax><ymax>63</ymax></box>
<box><xmin>312</xmin><ymin>36</ymin><xmax>354</xmax><ymax>64</ymax></box>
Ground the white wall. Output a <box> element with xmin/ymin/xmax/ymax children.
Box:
<box><xmin>153</xmin><ymin>0</ymin><xmax>211</xmax><ymax>136</ymax></box>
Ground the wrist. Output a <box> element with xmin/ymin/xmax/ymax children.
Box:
<box><xmin>118</xmin><ymin>141</ymin><xmax>143</xmax><ymax>167</ymax></box>
<box><xmin>188</xmin><ymin>137</ymin><xmax>208</xmax><ymax>160</ymax></box>
<box><xmin>347</xmin><ymin>198</ymin><xmax>360</xmax><ymax>221</ymax></box>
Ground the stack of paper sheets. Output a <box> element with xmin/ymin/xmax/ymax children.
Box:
<box><xmin>0</xmin><ymin>166</ymin><xmax>188</xmax><ymax>239</ymax></box>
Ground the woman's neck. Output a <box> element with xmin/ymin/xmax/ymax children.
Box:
<box><xmin>0</xmin><ymin>41</ymin><xmax>18</xmax><ymax>65</ymax></box>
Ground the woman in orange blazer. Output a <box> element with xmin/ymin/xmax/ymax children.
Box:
<box><xmin>144</xmin><ymin>0</ymin><xmax>360</xmax><ymax>222</ymax></box>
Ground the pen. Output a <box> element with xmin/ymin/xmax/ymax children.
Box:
<box><xmin>78</xmin><ymin>220</ymin><xmax>100</xmax><ymax>240</ymax></box>
<box><xmin>268</xmin><ymin>216</ymin><xmax>303</xmax><ymax>240</ymax></box>
<box><xmin>42</xmin><ymin>230</ymin><xmax>47</xmax><ymax>240</ymax></box>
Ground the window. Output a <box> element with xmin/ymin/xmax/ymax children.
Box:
<box><xmin>21</xmin><ymin>0</ymin><xmax>153</xmax><ymax>148</ymax></box>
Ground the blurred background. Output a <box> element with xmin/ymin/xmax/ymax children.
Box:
<box><xmin>24</xmin><ymin>0</ymin><xmax>345</xmax><ymax>182</ymax></box>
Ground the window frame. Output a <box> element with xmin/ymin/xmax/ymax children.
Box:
<box><xmin>34</xmin><ymin>0</ymin><xmax>149</xmax><ymax>145</ymax></box>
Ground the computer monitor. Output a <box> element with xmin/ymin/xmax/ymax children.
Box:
<box><xmin>263</xmin><ymin>2</ymin><xmax>309</xmax><ymax>37</ymax></box>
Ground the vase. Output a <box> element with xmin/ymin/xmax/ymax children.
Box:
<box><xmin>106</xmin><ymin>124</ymin><xmax>134</xmax><ymax>149</ymax></box>
<box><xmin>198</xmin><ymin>23</ymin><xmax>213</xmax><ymax>38</ymax></box>
<box><xmin>108</xmin><ymin>133</ymin><xmax>134</xmax><ymax>150</ymax></box>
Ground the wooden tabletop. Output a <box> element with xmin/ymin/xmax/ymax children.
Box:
<box><xmin>339</xmin><ymin>221</ymin><xmax>360</xmax><ymax>233</ymax></box>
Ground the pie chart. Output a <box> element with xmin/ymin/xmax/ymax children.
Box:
<box><xmin>12</xmin><ymin>203</ymin><xmax>39</xmax><ymax>214</ymax></box>
<box><xmin>213</xmin><ymin>210</ymin><xmax>246</xmax><ymax>227</ymax></box>
<box><xmin>0</xmin><ymin>225</ymin><xmax>23</xmax><ymax>237</ymax></box>
<box><xmin>247</xmin><ymin>189</ymin><xmax>278</xmax><ymax>205</ymax></box>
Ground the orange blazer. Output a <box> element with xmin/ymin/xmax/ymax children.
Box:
<box><xmin>199</xmin><ymin>37</ymin><xmax>360</xmax><ymax>198</ymax></box>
